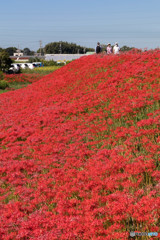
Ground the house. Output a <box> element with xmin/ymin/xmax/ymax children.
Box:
<box><xmin>13</xmin><ymin>49</ymin><xmax>24</xmax><ymax>57</ymax></box>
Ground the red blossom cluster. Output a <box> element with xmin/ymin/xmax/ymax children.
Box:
<box><xmin>0</xmin><ymin>50</ymin><xmax>160</xmax><ymax>239</ymax></box>
<box><xmin>4</xmin><ymin>73</ymin><xmax>42</xmax><ymax>83</ymax></box>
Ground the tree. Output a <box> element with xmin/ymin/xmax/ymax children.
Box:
<box><xmin>0</xmin><ymin>50</ymin><xmax>12</xmax><ymax>72</ymax></box>
<box><xmin>23</xmin><ymin>48</ymin><xmax>34</xmax><ymax>56</ymax></box>
<box><xmin>5</xmin><ymin>47</ymin><xmax>17</xmax><ymax>56</ymax></box>
<box><xmin>44</xmin><ymin>41</ymin><xmax>94</xmax><ymax>54</ymax></box>
<box><xmin>101</xmin><ymin>44</ymin><xmax>107</xmax><ymax>52</ymax></box>
<box><xmin>37</xmin><ymin>48</ymin><xmax>44</xmax><ymax>55</ymax></box>
<box><xmin>120</xmin><ymin>45</ymin><xmax>134</xmax><ymax>52</ymax></box>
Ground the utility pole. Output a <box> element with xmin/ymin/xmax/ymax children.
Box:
<box><xmin>59</xmin><ymin>41</ymin><xmax>62</xmax><ymax>54</ymax></box>
<box><xmin>39</xmin><ymin>40</ymin><xmax>42</xmax><ymax>56</ymax></box>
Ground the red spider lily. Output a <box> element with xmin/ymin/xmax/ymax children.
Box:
<box><xmin>0</xmin><ymin>50</ymin><xmax>159</xmax><ymax>239</ymax></box>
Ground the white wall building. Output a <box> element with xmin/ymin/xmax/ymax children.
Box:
<box><xmin>14</xmin><ymin>49</ymin><xmax>24</xmax><ymax>57</ymax></box>
<box><xmin>45</xmin><ymin>54</ymin><xmax>85</xmax><ymax>62</ymax></box>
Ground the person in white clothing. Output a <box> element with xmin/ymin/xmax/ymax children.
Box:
<box><xmin>113</xmin><ymin>42</ymin><xmax>120</xmax><ymax>54</ymax></box>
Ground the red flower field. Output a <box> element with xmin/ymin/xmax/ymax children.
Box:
<box><xmin>0</xmin><ymin>50</ymin><xmax>159</xmax><ymax>239</ymax></box>
<box><xmin>4</xmin><ymin>73</ymin><xmax>42</xmax><ymax>84</ymax></box>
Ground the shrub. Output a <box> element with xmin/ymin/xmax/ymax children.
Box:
<box><xmin>0</xmin><ymin>80</ymin><xmax>9</xmax><ymax>89</ymax></box>
<box><xmin>0</xmin><ymin>71</ymin><xmax>4</xmax><ymax>80</ymax></box>
<box><xmin>0</xmin><ymin>50</ymin><xmax>12</xmax><ymax>72</ymax></box>
<box><xmin>28</xmin><ymin>57</ymin><xmax>42</xmax><ymax>63</ymax></box>
<box><xmin>41</xmin><ymin>59</ymin><xmax>59</xmax><ymax>66</ymax></box>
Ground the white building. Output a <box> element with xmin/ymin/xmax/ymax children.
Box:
<box><xmin>14</xmin><ymin>49</ymin><xmax>24</xmax><ymax>57</ymax></box>
<box><xmin>45</xmin><ymin>54</ymin><xmax>85</xmax><ymax>62</ymax></box>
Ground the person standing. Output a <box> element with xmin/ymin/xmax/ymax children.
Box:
<box><xmin>113</xmin><ymin>42</ymin><xmax>120</xmax><ymax>54</ymax></box>
<box><xmin>106</xmin><ymin>43</ymin><xmax>112</xmax><ymax>55</ymax></box>
<box><xmin>96</xmin><ymin>42</ymin><xmax>102</xmax><ymax>54</ymax></box>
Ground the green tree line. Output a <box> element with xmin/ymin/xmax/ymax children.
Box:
<box><xmin>0</xmin><ymin>42</ymin><xmax>135</xmax><ymax>56</ymax></box>
<box><xmin>0</xmin><ymin>42</ymin><xmax>95</xmax><ymax>55</ymax></box>
<box><xmin>38</xmin><ymin>41</ymin><xmax>95</xmax><ymax>54</ymax></box>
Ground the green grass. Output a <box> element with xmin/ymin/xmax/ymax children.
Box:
<box><xmin>0</xmin><ymin>82</ymin><xmax>30</xmax><ymax>94</ymax></box>
<box><xmin>0</xmin><ymin>89</ymin><xmax>8</xmax><ymax>94</ymax></box>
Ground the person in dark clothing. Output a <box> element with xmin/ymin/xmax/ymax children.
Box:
<box><xmin>96</xmin><ymin>42</ymin><xmax>102</xmax><ymax>54</ymax></box>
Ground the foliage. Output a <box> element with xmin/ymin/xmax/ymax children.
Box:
<box><xmin>0</xmin><ymin>50</ymin><xmax>160</xmax><ymax>239</ymax></box>
<box><xmin>0</xmin><ymin>50</ymin><xmax>12</xmax><ymax>72</ymax></box>
<box><xmin>28</xmin><ymin>56</ymin><xmax>43</xmax><ymax>63</ymax></box>
<box><xmin>101</xmin><ymin>44</ymin><xmax>107</xmax><ymax>52</ymax></box>
<box><xmin>37</xmin><ymin>48</ymin><xmax>45</xmax><ymax>55</ymax></box>
<box><xmin>5</xmin><ymin>47</ymin><xmax>17</xmax><ymax>56</ymax></box>
<box><xmin>0</xmin><ymin>80</ymin><xmax>9</xmax><ymax>89</ymax></box>
<box><xmin>42</xmin><ymin>59</ymin><xmax>57</xmax><ymax>66</ymax></box>
<box><xmin>0</xmin><ymin>71</ymin><xmax>4</xmax><ymax>80</ymax></box>
<box><xmin>44</xmin><ymin>41</ymin><xmax>94</xmax><ymax>54</ymax></box>
<box><xmin>120</xmin><ymin>45</ymin><xmax>134</xmax><ymax>52</ymax></box>
<box><xmin>23</xmin><ymin>48</ymin><xmax>34</xmax><ymax>56</ymax></box>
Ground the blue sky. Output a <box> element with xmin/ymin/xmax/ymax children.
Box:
<box><xmin>0</xmin><ymin>0</ymin><xmax>160</xmax><ymax>51</ymax></box>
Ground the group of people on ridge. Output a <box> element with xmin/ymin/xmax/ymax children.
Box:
<box><xmin>96</xmin><ymin>42</ymin><xmax>120</xmax><ymax>55</ymax></box>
